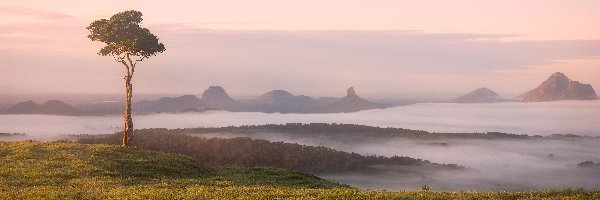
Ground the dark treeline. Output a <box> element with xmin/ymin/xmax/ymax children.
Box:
<box><xmin>0</xmin><ymin>133</ymin><xmax>26</xmax><ymax>137</ymax></box>
<box><xmin>172</xmin><ymin>123</ymin><xmax>533</xmax><ymax>139</ymax></box>
<box><xmin>78</xmin><ymin>129</ymin><xmax>462</xmax><ymax>173</ymax></box>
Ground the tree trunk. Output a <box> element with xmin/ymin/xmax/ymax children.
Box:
<box><xmin>122</xmin><ymin>74</ymin><xmax>133</xmax><ymax>146</ymax></box>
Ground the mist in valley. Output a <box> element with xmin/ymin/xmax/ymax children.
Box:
<box><xmin>312</xmin><ymin>137</ymin><xmax>600</xmax><ymax>190</ymax></box>
<box><xmin>1</xmin><ymin>100</ymin><xmax>599</xmax><ymax>190</ymax></box>
<box><xmin>2</xmin><ymin>100</ymin><xmax>599</xmax><ymax>139</ymax></box>
<box><xmin>191</xmin><ymin>129</ymin><xmax>600</xmax><ymax>190</ymax></box>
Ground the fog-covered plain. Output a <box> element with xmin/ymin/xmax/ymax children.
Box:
<box><xmin>192</xmin><ymin>128</ymin><xmax>600</xmax><ymax>190</ymax></box>
<box><xmin>1</xmin><ymin>100</ymin><xmax>599</xmax><ymax>190</ymax></box>
<box><xmin>270</xmin><ymin>135</ymin><xmax>600</xmax><ymax>190</ymax></box>
<box><xmin>1</xmin><ymin>100</ymin><xmax>599</xmax><ymax>139</ymax></box>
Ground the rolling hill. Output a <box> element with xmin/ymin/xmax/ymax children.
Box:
<box><xmin>1</xmin><ymin>141</ymin><xmax>596</xmax><ymax>199</ymax></box>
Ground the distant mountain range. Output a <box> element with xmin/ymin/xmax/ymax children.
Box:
<box><xmin>1</xmin><ymin>100</ymin><xmax>80</xmax><ymax>115</ymax></box>
<box><xmin>0</xmin><ymin>86</ymin><xmax>388</xmax><ymax>115</ymax></box>
<box><xmin>2</xmin><ymin>72</ymin><xmax>597</xmax><ymax>115</ymax></box>
<box><xmin>135</xmin><ymin>86</ymin><xmax>388</xmax><ymax>114</ymax></box>
<box><xmin>453</xmin><ymin>72</ymin><xmax>598</xmax><ymax>103</ymax></box>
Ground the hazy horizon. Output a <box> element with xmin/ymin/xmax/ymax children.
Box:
<box><xmin>2</xmin><ymin>1</ymin><xmax>600</xmax><ymax>99</ymax></box>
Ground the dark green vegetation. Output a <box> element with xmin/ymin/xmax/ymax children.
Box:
<box><xmin>179</xmin><ymin>123</ymin><xmax>598</xmax><ymax>140</ymax></box>
<box><xmin>0</xmin><ymin>133</ymin><xmax>25</xmax><ymax>137</ymax></box>
<box><xmin>1</xmin><ymin>141</ymin><xmax>598</xmax><ymax>199</ymax></box>
<box><xmin>578</xmin><ymin>161</ymin><xmax>600</xmax><ymax>169</ymax></box>
<box><xmin>78</xmin><ymin>130</ymin><xmax>462</xmax><ymax>173</ymax></box>
<box><xmin>171</xmin><ymin>123</ymin><xmax>533</xmax><ymax>139</ymax></box>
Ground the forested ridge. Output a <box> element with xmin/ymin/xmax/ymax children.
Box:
<box><xmin>170</xmin><ymin>123</ymin><xmax>533</xmax><ymax>139</ymax></box>
<box><xmin>78</xmin><ymin>129</ymin><xmax>462</xmax><ymax>173</ymax></box>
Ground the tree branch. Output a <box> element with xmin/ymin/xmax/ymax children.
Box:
<box><xmin>125</xmin><ymin>53</ymin><xmax>135</xmax><ymax>76</ymax></box>
<box><xmin>133</xmin><ymin>55</ymin><xmax>146</xmax><ymax>66</ymax></box>
<box><xmin>113</xmin><ymin>54</ymin><xmax>126</xmax><ymax>63</ymax></box>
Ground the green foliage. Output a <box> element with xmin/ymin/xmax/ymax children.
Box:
<box><xmin>0</xmin><ymin>141</ymin><xmax>598</xmax><ymax>199</ymax></box>
<box><xmin>86</xmin><ymin>10</ymin><xmax>165</xmax><ymax>58</ymax></box>
<box><xmin>177</xmin><ymin>123</ymin><xmax>532</xmax><ymax>140</ymax></box>
<box><xmin>78</xmin><ymin>130</ymin><xmax>461</xmax><ymax>173</ymax></box>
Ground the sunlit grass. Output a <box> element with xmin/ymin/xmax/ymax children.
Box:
<box><xmin>1</xmin><ymin>141</ymin><xmax>598</xmax><ymax>199</ymax></box>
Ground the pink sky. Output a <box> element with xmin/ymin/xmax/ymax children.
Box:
<box><xmin>4</xmin><ymin>0</ymin><xmax>600</xmax><ymax>40</ymax></box>
<box><xmin>1</xmin><ymin>1</ymin><xmax>599</xmax><ymax>99</ymax></box>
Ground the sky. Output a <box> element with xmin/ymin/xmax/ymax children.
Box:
<box><xmin>1</xmin><ymin>0</ymin><xmax>600</xmax><ymax>99</ymax></box>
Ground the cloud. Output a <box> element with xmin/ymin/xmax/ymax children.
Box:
<box><xmin>154</xmin><ymin>27</ymin><xmax>600</xmax><ymax>75</ymax></box>
<box><xmin>0</xmin><ymin>7</ymin><xmax>73</xmax><ymax>22</ymax></box>
<box><xmin>2</xmin><ymin>22</ymin><xmax>600</xmax><ymax>97</ymax></box>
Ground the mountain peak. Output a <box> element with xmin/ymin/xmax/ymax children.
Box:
<box><xmin>454</xmin><ymin>87</ymin><xmax>505</xmax><ymax>103</ymax></box>
<box><xmin>258</xmin><ymin>90</ymin><xmax>295</xmax><ymax>102</ymax></box>
<box><xmin>328</xmin><ymin>87</ymin><xmax>387</xmax><ymax>112</ymax></box>
<box><xmin>2</xmin><ymin>100</ymin><xmax>79</xmax><ymax>115</ymax></box>
<box><xmin>472</xmin><ymin>87</ymin><xmax>498</xmax><ymax>96</ymax></box>
<box><xmin>347</xmin><ymin>87</ymin><xmax>357</xmax><ymax>97</ymax></box>
<box><xmin>201</xmin><ymin>86</ymin><xmax>238</xmax><ymax>108</ymax></box>
<box><xmin>523</xmin><ymin>72</ymin><xmax>598</xmax><ymax>102</ymax></box>
<box><xmin>202</xmin><ymin>86</ymin><xmax>229</xmax><ymax>98</ymax></box>
<box><xmin>550</xmin><ymin>72</ymin><xmax>567</xmax><ymax>79</ymax></box>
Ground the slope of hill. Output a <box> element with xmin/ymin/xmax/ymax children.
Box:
<box><xmin>454</xmin><ymin>87</ymin><xmax>512</xmax><ymax>103</ymax></box>
<box><xmin>1</xmin><ymin>100</ymin><xmax>80</xmax><ymax>115</ymax></box>
<box><xmin>78</xmin><ymin>130</ymin><xmax>461</xmax><ymax>173</ymax></box>
<box><xmin>134</xmin><ymin>95</ymin><xmax>206</xmax><ymax>113</ymax></box>
<box><xmin>522</xmin><ymin>72</ymin><xmax>598</xmax><ymax>102</ymax></box>
<box><xmin>0</xmin><ymin>141</ymin><xmax>342</xmax><ymax>199</ymax></box>
<box><xmin>1</xmin><ymin>141</ymin><xmax>596</xmax><ymax>199</ymax></box>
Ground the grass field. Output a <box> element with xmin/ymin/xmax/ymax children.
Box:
<box><xmin>0</xmin><ymin>141</ymin><xmax>598</xmax><ymax>199</ymax></box>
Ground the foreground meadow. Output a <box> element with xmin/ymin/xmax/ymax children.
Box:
<box><xmin>0</xmin><ymin>141</ymin><xmax>598</xmax><ymax>199</ymax></box>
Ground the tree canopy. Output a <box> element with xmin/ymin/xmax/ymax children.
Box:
<box><xmin>86</xmin><ymin>10</ymin><xmax>165</xmax><ymax>59</ymax></box>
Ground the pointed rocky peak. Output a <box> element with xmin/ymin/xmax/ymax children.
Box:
<box><xmin>523</xmin><ymin>72</ymin><xmax>598</xmax><ymax>102</ymax></box>
<box><xmin>541</xmin><ymin>72</ymin><xmax>571</xmax><ymax>87</ymax></box>
<box><xmin>549</xmin><ymin>72</ymin><xmax>568</xmax><ymax>80</ymax></box>
<box><xmin>341</xmin><ymin>87</ymin><xmax>364</xmax><ymax>100</ymax></box>
<box><xmin>201</xmin><ymin>85</ymin><xmax>238</xmax><ymax>106</ymax></box>
<box><xmin>347</xmin><ymin>87</ymin><xmax>357</xmax><ymax>97</ymax></box>
<box><xmin>328</xmin><ymin>87</ymin><xmax>387</xmax><ymax>112</ymax></box>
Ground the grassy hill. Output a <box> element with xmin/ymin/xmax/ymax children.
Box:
<box><xmin>1</xmin><ymin>141</ymin><xmax>598</xmax><ymax>199</ymax></box>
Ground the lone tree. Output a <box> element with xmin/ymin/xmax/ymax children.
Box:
<box><xmin>87</xmin><ymin>10</ymin><xmax>165</xmax><ymax>147</ymax></box>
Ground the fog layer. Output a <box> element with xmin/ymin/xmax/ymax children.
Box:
<box><xmin>192</xmin><ymin>128</ymin><xmax>600</xmax><ymax>190</ymax></box>
<box><xmin>1</xmin><ymin>101</ymin><xmax>599</xmax><ymax>140</ymax></box>
<box><xmin>1</xmin><ymin>101</ymin><xmax>599</xmax><ymax>190</ymax></box>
